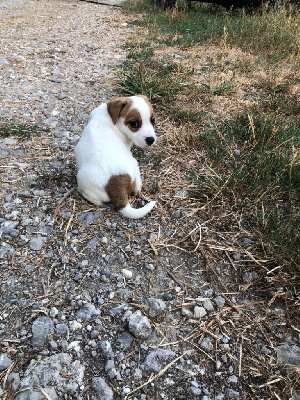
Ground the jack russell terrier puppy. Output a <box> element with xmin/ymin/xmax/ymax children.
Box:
<box><xmin>75</xmin><ymin>95</ymin><xmax>157</xmax><ymax>219</ymax></box>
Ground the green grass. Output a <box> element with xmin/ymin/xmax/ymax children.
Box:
<box><xmin>124</xmin><ymin>0</ymin><xmax>299</xmax><ymax>61</ymax></box>
<box><xmin>0</xmin><ymin>123</ymin><xmax>48</xmax><ymax>139</ymax></box>
<box><xmin>115</xmin><ymin>48</ymin><xmax>193</xmax><ymax>100</ymax></box>
<box><xmin>120</xmin><ymin>0</ymin><xmax>300</xmax><ymax>278</ymax></box>
<box><xmin>193</xmin><ymin>113</ymin><xmax>300</xmax><ymax>272</ymax></box>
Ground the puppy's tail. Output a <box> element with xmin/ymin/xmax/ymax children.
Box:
<box><xmin>120</xmin><ymin>201</ymin><xmax>156</xmax><ymax>219</ymax></box>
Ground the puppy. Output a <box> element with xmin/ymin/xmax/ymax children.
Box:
<box><xmin>75</xmin><ymin>95</ymin><xmax>157</xmax><ymax>219</ymax></box>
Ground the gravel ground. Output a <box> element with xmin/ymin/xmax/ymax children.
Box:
<box><xmin>0</xmin><ymin>0</ymin><xmax>299</xmax><ymax>399</ymax></box>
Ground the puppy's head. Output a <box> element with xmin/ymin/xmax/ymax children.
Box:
<box><xmin>107</xmin><ymin>95</ymin><xmax>156</xmax><ymax>149</ymax></box>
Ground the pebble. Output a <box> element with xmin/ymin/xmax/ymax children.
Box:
<box><xmin>146</xmin><ymin>297</ymin><xmax>166</xmax><ymax>317</ymax></box>
<box><xmin>92</xmin><ymin>377</ymin><xmax>114</xmax><ymax>400</ymax></box>
<box><xmin>76</xmin><ymin>303</ymin><xmax>100</xmax><ymax>320</ymax></box>
<box><xmin>225</xmin><ymin>388</ymin><xmax>240</xmax><ymax>399</ymax></box>
<box><xmin>31</xmin><ymin>316</ymin><xmax>54</xmax><ymax>348</ymax></box>
<box><xmin>275</xmin><ymin>343</ymin><xmax>300</xmax><ymax>366</ymax></box>
<box><xmin>29</xmin><ymin>236</ymin><xmax>47</xmax><ymax>251</ymax></box>
<box><xmin>128</xmin><ymin>311</ymin><xmax>152</xmax><ymax>340</ymax></box>
<box><xmin>214</xmin><ymin>296</ymin><xmax>226</xmax><ymax>308</ymax></box>
<box><xmin>193</xmin><ymin>306</ymin><xmax>207</xmax><ymax>319</ymax></box>
<box><xmin>6</xmin><ymin>372</ymin><xmax>20</xmax><ymax>392</ymax></box>
<box><xmin>98</xmin><ymin>340</ymin><xmax>114</xmax><ymax>359</ymax></box>
<box><xmin>142</xmin><ymin>349</ymin><xmax>176</xmax><ymax>373</ymax></box>
<box><xmin>121</xmin><ymin>268</ymin><xmax>133</xmax><ymax>279</ymax></box>
<box><xmin>0</xmin><ymin>353</ymin><xmax>11</xmax><ymax>371</ymax></box>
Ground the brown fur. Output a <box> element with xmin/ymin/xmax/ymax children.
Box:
<box><xmin>107</xmin><ymin>98</ymin><xmax>133</xmax><ymax>125</ymax></box>
<box><xmin>124</xmin><ymin>108</ymin><xmax>142</xmax><ymax>132</ymax></box>
<box><xmin>105</xmin><ymin>174</ymin><xmax>136</xmax><ymax>210</ymax></box>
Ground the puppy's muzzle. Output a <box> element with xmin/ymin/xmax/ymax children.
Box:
<box><xmin>145</xmin><ymin>136</ymin><xmax>155</xmax><ymax>146</ymax></box>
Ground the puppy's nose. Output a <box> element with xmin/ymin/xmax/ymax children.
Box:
<box><xmin>145</xmin><ymin>137</ymin><xmax>155</xmax><ymax>146</ymax></box>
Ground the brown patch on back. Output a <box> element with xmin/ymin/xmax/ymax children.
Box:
<box><xmin>107</xmin><ymin>97</ymin><xmax>133</xmax><ymax>125</ymax></box>
<box><xmin>105</xmin><ymin>174</ymin><xmax>136</xmax><ymax>210</ymax></box>
<box><xmin>124</xmin><ymin>108</ymin><xmax>142</xmax><ymax>132</ymax></box>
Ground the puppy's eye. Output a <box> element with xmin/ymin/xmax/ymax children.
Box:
<box><xmin>129</xmin><ymin>120</ymin><xmax>141</xmax><ymax>129</ymax></box>
<box><xmin>150</xmin><ymin>117</ymin><xmax>155</xmax><ymax>125</ymax></box>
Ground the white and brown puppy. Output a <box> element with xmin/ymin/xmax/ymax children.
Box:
<box><xmin>75</xmin><ymin>95</ymin><xmax>157</xmax><ymax>219</ymax></box>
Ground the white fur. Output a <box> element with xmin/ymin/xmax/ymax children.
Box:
<box><xmin>75</xmin><ymin>96</ymin><xmax>157</xmax><ymax>219</ymax></box>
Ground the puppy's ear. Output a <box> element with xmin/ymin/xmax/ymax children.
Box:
<box><xmin>107</xmin><ymin>98</ymin><xmax>132</xmax><ymax>125</ymax></box>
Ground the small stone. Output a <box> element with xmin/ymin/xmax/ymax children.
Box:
<box><xmin>233</xmin><ymin>149</ymin><xmax>240</xmax><ymax>156</ymax></box>
<box><xmin>29</xmin><ymin>236</ymin><xmax>47</xmax><ymax>251</ymax></box>
<box><xmin>0</xmin><ymin>353</ymin><xmax>11</xmax><ymax>371</ymax></box>
<box><xmin>50</xmin><ymin>307</ymin><xmax>59</xmax><ymax>317</ymax></box>
<box><xmin>69</xmin><ymin>320</ymin><xmax>82</xmax><ymax>332</ymax></box>
<box><xmin>172</xmin><ymin>210</ymin><xmax>181</xmax><ymax>218</ymax></box>
<box><xmin>116</xmin><ymin>332</ymin><xmax>133</xmax><ymax>350</ymax></box>
<box><xmin>276</xmin><ymin>344</ymin><xmax>300</xmax><ymax>366</ymax></box>
<box><xmin>128</xmin><ymin>311</ymin><xmax>152</xmax><ymax>340</ymax></box>
<box><xmin>242</xmin><ymin>271</ymin><xmax>259</xmax><ymax>283</ymax></box>
<box><xmin>146</xmin><ymin>298</ymin><xmax>166</xmax><ymax>317</ymax></box>
<box><xmin>200</xmin><ymin>336</ymin><xmax>213</xmax><ymax>350</ymax></box>
<box><xmin>214</xmin><ymin>296</ymin><xmax>225</xmax><ymax>308</ymax></box>
<box><xmin>190</xmin><ymin>386</ymin><xmax>202</xmax><ymax>396</ymax></box>
<box><xmin>31</xmin><ymin>316</ymin><xmax>54</xmax><ymax>348</ymax></box>
<box><xmin>78</xmin><ymin>211</ymin><xmax>103</xmax><ymax>225</ymax></box>
<box><xmin>193</xmin><ymin>306</ymin><xmax>207</xmax><ymax>319</ymax></box>
<box><xmin>58</xmin><ymin>92</ymin><xmax>67</xmax><ymax>99</ymax></box>
<box><xmin>98</xmin><ymin>340</ymin><xmax>114</xmax><ymax>359</ymax></box>
<box><xmin>76</xmin><ymin>303</ymin><xmax>100</xmax><ymax>320</ymax></box>
<box><xmin>228</xmin><ymin>375</ymin><xmax>238</xmax><ymax>383</ymax></box>
<box><xmin>56</xmin><ymin>323</ymin><xmax>68</xmax><ymax>337</ymax></box>
<box><xmin>142</xmin><ymin>349</ymin><xmax>176</xmax><ymax>373</ymax></box>
<box><xmin>92</xmin><ymin>377</ymin><xmax>114</xmax><ymax>400</ymax></box>
<box><xmin>6</xmin><ymin>372</ymin><xmax>20</xmax><ymax>392</ymax></box>
<box><xmin>121</xmin><ymin>268</ymin><xmax>133</xmax><ymax>279</ymax></box>
<box><xmin>105</xmin><ymin>359</ymin><xmax>115</xmax><ymax>372</ymax></box>
<box><xmin>122</xmin><ymin>387</ymin><xmax>130</xmax><ymax>396</ymax></box>
<box><xmin>202</xmin><ymin>299</ymin><xmax>214</xmax><ymax>311</ymax></box>
<box><xmin>225</xmin><ymin>388</ymin><xmax>240</xmax><ymax>399</ymax></box>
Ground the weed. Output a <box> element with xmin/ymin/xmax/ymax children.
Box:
<box><xmin>115</xmin><ymin>51</ymin><xmax>193</xmax><ymax>101</ymax></box>
<box><xmin>200</xmin><ymin>78</ymin><xmax>234</xmax><ymax>95</ymax></box>
<box><xmin>0</xmin><ymin>123</ymin><xmax>49</xmax><ymax>139</ymax></box>
<box><xmin>193</xmin><ymin>113</ymin><xmax>300</xmax><ymax>272</ymax></box>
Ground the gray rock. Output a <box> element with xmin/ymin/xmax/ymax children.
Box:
<box><xmin>76</xmin><ymin>303</ymin><xmax>100</xmax><ymax>320</ymax></box>
<box><xmin>32</xmin><ymin>316</ymin><xmax>54</xmax><ymax>347</ymax></box>
<box><xmin>116</xmin><ymin>331</ymin><xmax>133</xmax><ymax>350</ymax></box>
<box><xmin>146</xmin><ymin>297</ymin><xmax>166</xmax><ymax>317</ymax></box>
<box><xmin>6</xmin><ymin>372</ymin><xmax>20</xmax><ymax>392</ymax></box>
<box><xmin>58</xmin><ymin>92</ymin><xmax>67</xmax><ymax>99</ymax></box>
<box><xmin>0</xmin><ymin>242</ymin><xmax>15</xmax><ymax>259</ymax></box>
<box><xmin>56</xmin><ymin>323</ymin><xmax>68</xmax><ymax>337</ymax></box>
<box><xmin>242</xmin><ymin>271</ymin><xmax>258</xmax><ymax>283</ymax></box>
<box><xmin>1</xmin><ymin>220</ymin><xmax>19</xmax><ymax>237</ymax></box>
<box><xmin>200</xmin><ymin>336</ymin><xmax>213</xmax><ymax>350</ymax></box>
<box><xmin>214</xmin><ymin>296</ymin><xmax>225</xmax><ymax>308</ymax></box>
<box><xmin>0</xmin><ymin>353</ymin><xmax>11</xmax><ymax>371</ymax></box>
<box><xmin>228</xmin><ymin>375</ymin><xmax>238</xmax><ymax>383</ymax></box>
<box><xmin>276</xmin><ymin>343</ymin><xmax>300</xmax><ymax>366</ymax></box>
<box><xmin>202</xmin><ymin>299</ymin><xmax>214</xmax><ymax>311</ymax></box>
<box><xmin>92</xmin><ymin>377</ymin><xmax>114</xmax><ymax>400</ymax></box>
<box><xmin>98</xmin><ymin>340</ymin><xmax>114</xmax><ymax>359</ymax></box>
<box><xmin>15</xmin><ymin>353</ymin><xmax>84</xmax><ymax>400</ymax></box>
<box><xmin>190</xmin><ymin>386</ymin><xmax>202</xmax><ymax>396</ymax></box>
<box><xmin>194</xmin><ymin>306</ymin><xmax>207</xmax><ymax>319</ymax></box>
<box><xmin>29</xmin><ymin>236</ymin><xmax>47</xmax><ymax>251</ymax></box>
<box><xmin>128</xmin><ymin>311</ymin><xmax>152</xmax><ymax>340</ymax></box>
<box><xmin>77</xmin><ymin>211</ymin><xmax>103</xmax><ymax>225</ymax></box>
<box><xmin>142</xmin><ymin>349</ymin><xmax>176</xmax><ymax>373</ymax></box>
<box><xmin>225</xmin><ymin>388</ymin><xmax>240</xmax><ymax>399</ymax></box>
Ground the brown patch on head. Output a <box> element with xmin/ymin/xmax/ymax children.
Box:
<box><xmin>124</xmin><ymin>108</ymin><xmax>142</xmax><ymax>132</ymax></box>
<box><xmin>105</xmin><ymin>174</ymin><xmax>136</xmax><ymax>210</ymax></box>
<box><xmin>137</xmin><ymin>94</ymin><xmax>154</xmax><ymax>117</ymax></box>
<box><xmin>107</xmin><ymin>97</ymin><xmax>133</xmax><ymax>125</ymax></box>
<box><xmin>137</xmin><ymin>94</ymin><xmax>155</xmax><ymax>127</ymax></box>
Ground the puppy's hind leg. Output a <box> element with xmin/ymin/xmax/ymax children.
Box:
<box><xmin>134</xmin><ymin>165</ymin><xmax>142</xmax><ymax>195</ymax></box>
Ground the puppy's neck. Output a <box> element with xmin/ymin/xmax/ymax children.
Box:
<box><xmin>114</xmin><ymin>126</ymin><xmax>133</xmax><ymax>149</ymax></box>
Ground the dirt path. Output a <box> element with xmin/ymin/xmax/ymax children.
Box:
<box><xmin>0</xmin><ymin>0</ymin><xmax>299</xmax><ymax>399</ymax></box>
